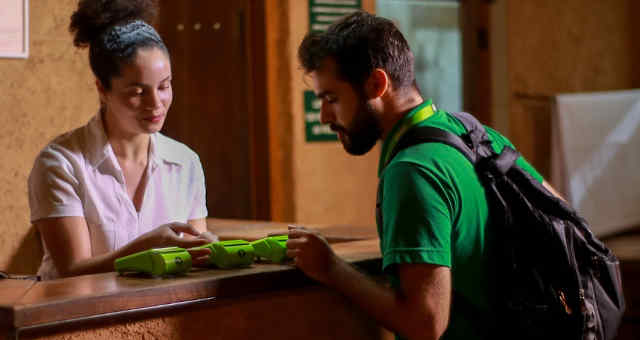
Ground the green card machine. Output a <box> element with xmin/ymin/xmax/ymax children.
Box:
<box><xmin>114</xmin><ymin>247</ymin><xmax>192</xmax><ymax>276</ymax></box>
<box><xmin>251</xmin><ymin>235</ymin><xmax>289</xmax><ymax>263</ymax></box>
<box><xmin>195</xmin><ymin>240</ymin><xmax>255</xmax><ymax>269</ymax></box>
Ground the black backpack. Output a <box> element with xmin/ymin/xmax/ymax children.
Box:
<box><xmin>381</xmin><ymin>111</ymin><xmax>625</xmax><ymax>340</ymax></box>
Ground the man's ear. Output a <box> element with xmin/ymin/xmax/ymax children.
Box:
<box><xmin>365</xmin><ymin>68</ymin><xmax>390</xmax><ymax>99</ymax></box>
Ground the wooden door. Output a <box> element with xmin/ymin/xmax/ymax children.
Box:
<box><xmin>461</xmin><ymin>0</ymin><xmax>492</xmax><ymax>125</ymax></box>
<box><xmin>156</xmin><ymin>1</ymin><xmax>269</xmax><ymax>219</ymax></box>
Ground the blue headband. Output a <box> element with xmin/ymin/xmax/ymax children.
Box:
<box><xmin>101</xmin><ymin>20</ymin><xmax>164</xmax><ymax>56</ymax></box>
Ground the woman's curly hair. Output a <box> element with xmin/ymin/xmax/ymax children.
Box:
<box><xmin>69</xmin><ymin>0</ymin><xmax>166</xmax><ymax>89</ymax></box>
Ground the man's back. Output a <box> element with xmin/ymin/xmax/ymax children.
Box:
<box><xmin>377</xmin><ymin>102</ymin><xmax>543</xmax><ymax>339</ymax></box>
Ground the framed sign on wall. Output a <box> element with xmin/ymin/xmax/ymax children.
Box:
<box><xmin>0</xmin><ymin>0</ymin><xmax>29</xmax><ymax>58</ymax></box>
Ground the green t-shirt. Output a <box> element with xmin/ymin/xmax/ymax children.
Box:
<box><xmin>376</xmin><ymin>100</ymin><xmax>543</xmax><ymax>340</ymax></box>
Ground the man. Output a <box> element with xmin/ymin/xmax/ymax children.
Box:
<box><xmin>286</xmin><ymin>11</ymin><xmax>564</xmax><ymax>340</ymax></box>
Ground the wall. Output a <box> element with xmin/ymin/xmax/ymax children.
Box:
<box><xmin>506</xmin><ymin>0</ymin><xmax>640</xmax><ymax>178</ymax></box>
<box><xmin>267</xmin><ymin>0</ymin><xmax>379</xmax><ymax>227</ymax></box>
<box><xmin>489</xmin><ymin>0</ymin><xmax>509</xmax><ymax>135</ymax></box>
<box><xmin>2</xmin><ymin>0</ymin><xmax>638</xmax><ymax>274</ymax></box>
<box><xmin>0</xmin><ymin>0</ymin><xmax>96</xmax><ymax>274</ymax></box>
<box><xmin>1</xmin><ymin>0</ymin><xmax>380</xmax><ymax>274</ymax></box>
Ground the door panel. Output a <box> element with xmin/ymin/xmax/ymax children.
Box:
<box><xmin>157</xmin><ymin>1</ymin><xmax>265</xmax><ymax>219</ymax></box>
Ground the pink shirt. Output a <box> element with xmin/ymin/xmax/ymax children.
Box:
<box><xmin>28</xmin><ymin>113</ymin><xmax>208</xmax><ymax>279</ymax></box>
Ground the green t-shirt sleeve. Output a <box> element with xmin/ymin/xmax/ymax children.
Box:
<box><xmin>484</xmin><ymin>126</ymin><xmax>544</xmax><ymax>183</ymax></box>
<box><xmin>380</xmin><ymin>161</ymin><xmax>453</xmax><ymax>275</ymax></box>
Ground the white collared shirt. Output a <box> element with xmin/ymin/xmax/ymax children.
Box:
<box><xmin>28</xmin><ymin>113</ymin><xmax>208</xmax><ymax>279</ymax></box>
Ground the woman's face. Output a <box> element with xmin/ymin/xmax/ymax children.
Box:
<box><xmin>99</xmin><ymin>47</ymin><xmax>172</xmax><ymax>137</ymax></box>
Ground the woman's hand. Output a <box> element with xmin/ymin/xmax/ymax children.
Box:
<box><xmin>135</xmin><ymin>222</ymin><xmax>210</xmax><ymax>250</ymax></box>
<box><xmin>36</xmin><ymin>218</ymin><xmax>213</xmax><ymax>277</ymax></box>
<box><xmin>135</xmin><ymin>222</ymin><xmax>213</xmax><ymax>266</ymax></box>
<box><xmin>199</xmin><ymin>231</ymin><xmax>219</xmax><ymax>243</ymax></box>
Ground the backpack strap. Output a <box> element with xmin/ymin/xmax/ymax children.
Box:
<box><xmin>389</xmin><ymin>112</ymin><xmax>503</xmax><ymax>168</ymax></box>
<box><xmin>448</xmin><ymin>112</ymin><xmax>496</xmax><ymax>160</ymax></box>
<box><xmin>390</xmin><ymin>126</ymin><xmax>477</xmax><ymax>164</ymax></box>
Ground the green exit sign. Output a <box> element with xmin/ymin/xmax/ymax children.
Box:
<box><xmin>304</xmin><ymin>90</ymin><xmax>337</xmax><ymax>142</ymax></box>
<box><xmin>309</xmin><ymin>0</ymin><xmax>362</xmax><ymax>33</ymax></box>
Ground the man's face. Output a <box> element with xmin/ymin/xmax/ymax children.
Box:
<box><xmin>310</xmin><ymin>58</ymin><xmax>382</xmax><ymax>155</ymax></box>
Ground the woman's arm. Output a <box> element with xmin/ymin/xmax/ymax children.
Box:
<box><xmin>36</xmin><ymin>217</ymin><xmax>211</xmax><ymax>278</ymax></box>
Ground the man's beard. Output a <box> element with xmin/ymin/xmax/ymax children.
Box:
<box><xmin>334</xmin><ymin>100</ymin><xmax>382</xmax><ymax>156</ymax></box>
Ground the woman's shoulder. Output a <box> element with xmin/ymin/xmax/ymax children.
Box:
<box><xmin>34</xmin><ymin>122</ymin><xmax>92</xmax><ymax>167</ymax></box>
<box><xmin>28</xmin><ymin>122</ymin><xmax>94</xmax><ymax>191</ymax></box>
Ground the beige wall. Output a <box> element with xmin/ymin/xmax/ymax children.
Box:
<box><xmin>4</xmin><ymin>0</ymin><xmax>636</xmax><ymax>274</ymax></box>
<box><xmin>0</xmin><ymin>0</ymin><xmax>96</xmax><ymax>274</ymax></box>
<box><xmin>267</xmin><ymin>0</ymin><xmax>379</xmax><ymax>227</ymax></box>
<box><xmin>506</xmin><ymin>0</ymin><xmax>640</xmax><ymax>177</ymax></box>
<box><xmin>288</xmin><ymin>0</ymin><xmax>379</xmax><ymax>227</ymax></box>
<box><xmin>0</xmin><ymin>0</ymin><xmax>380</xmax><ymax>274</ymax></box>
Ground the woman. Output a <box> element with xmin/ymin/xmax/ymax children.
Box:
<box><xmin>28</xmin><ymin>0</ymin><xmax>216</xmax><ymax>280</ymax></box>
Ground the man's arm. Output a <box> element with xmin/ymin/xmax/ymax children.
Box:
<box><xmin>287</xmin><ymin>226</ymin><xmax>450</xmax><ymax>340</ymax></box>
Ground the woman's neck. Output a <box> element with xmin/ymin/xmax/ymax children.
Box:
<box><xmin>102</xmin><ymin>110</ymin><xmax>150</xmax><ymax>164</ymax></box>
<box><xmin>109</xmin><ymin>134</ymin><xmax>150</xmax><ymax>165</ymax></box>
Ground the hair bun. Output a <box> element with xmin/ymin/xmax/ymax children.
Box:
<box><xmin>70</xmin><ymin>0</ymin><xmax>159</xmax><ymax>48</ymax></box>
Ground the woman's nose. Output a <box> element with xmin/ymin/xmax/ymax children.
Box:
<box><xmin>146</xmin><ymin>90</ymin><xmax>162</xmax><ymax>110</ymax></box>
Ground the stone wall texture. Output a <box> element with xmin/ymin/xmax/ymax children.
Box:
<box><xmin>0</xmin><ymin>0</ymin><xmax>96</xmax><ymax>274</ymax></box>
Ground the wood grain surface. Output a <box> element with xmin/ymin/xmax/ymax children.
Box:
<box><xmin>0</xmin><ymin>222</ymin><xmax>381</xmax><ymax>332</ymax></box>
<box><xmin>207</xmin><ymin>218</ymin><xmax>378</xmax><ymax>243</ymax></box>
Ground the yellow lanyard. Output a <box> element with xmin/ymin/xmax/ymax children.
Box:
<box><xmin>380</xmin><ymin>102</ymin><xmax>436</xmax><ymax>172</ymax></box>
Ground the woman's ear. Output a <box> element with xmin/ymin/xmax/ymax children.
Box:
<box><xmin>365</xmin><ymin>68</ymin><xmax>390</xmax><ymax>100</ymax></box>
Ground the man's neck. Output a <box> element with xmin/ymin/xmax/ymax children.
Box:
<box><xmin>378</xmin><ymin>90</ymin><xmax>424</xmax><ymax>140</ymax></box>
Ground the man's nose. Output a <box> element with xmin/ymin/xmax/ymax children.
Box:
<box><xmin>320</xmin><ymin>101</ymin><xmax>334</xmax><ymax>124</ymax></box>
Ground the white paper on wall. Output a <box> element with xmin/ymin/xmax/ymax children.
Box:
<box><xmin>552</xmin><ymin>89</ymin><xmax>640</xmax><ymax>237</ymax></box>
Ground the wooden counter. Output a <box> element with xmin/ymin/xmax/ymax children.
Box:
<box><xmin>6</xmin><ymin>219</ymin><xmax>635</xmax><ymax>339</ymax></box>
<box><xmin>0</xmin><ymin>220</ymin><xmax>383</xmax><ymax>340</ymax></box>
<box><xmin>207</xmin><ymin>218</ymin><xmax>378</xmax><ymax>243</ymax></box>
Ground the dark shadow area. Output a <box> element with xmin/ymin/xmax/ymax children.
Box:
<box><xmin>630</xmin><ymin>1</ymin><xmax>640</xmax><ymax>88</ymax></box>
<box><xmin>6</xmin><ymin>225</ymin><xmax>43</xmax><ymax>275</ymax></box>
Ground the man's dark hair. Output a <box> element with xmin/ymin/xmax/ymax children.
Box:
<box><xmin>298</xmin><ymin>11</ymin><xmax>416</xmax><ymax>91</ymax></box>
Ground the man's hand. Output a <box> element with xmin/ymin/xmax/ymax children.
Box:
<box><xmin>286</xmin><ymin>225</ymin><xmax>338</xmax><ymax>284</ymax></box>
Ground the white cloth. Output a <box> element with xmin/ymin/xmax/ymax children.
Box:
<box><xmin>552</xmin><ymin>89</ymin><xmax>640</xmax><ymax>236</ymax></box>
<box><xmin>28</xmin><ymin>113</ymin><xmax>208</xmax><ymax>279</ymax></box>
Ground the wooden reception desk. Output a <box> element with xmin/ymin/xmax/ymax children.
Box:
<box><xmin>0</xmin><ymin>219</ymin><xmax>386</xmax><ymax>340</ymax></box>
<box><xmin>2</xmin><ymin>219</ymin><xmax>638</xmax><ymax>340</ymax></box>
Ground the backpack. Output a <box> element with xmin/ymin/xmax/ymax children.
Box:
<box><xmin>381</xmin><ymin>111</ymin><xmax>625</xmax><ymax>340</ymax></box>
